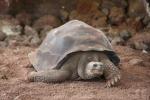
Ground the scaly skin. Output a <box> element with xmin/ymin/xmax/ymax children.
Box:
<box><xmin>98</xmin><ymin>53</ymin><xmax>121</xmax><ymax>87</ymax></box>
<box><xmin>28</xmin><ymin>70</ymin><xmax>71</xmax><ymax>83</ymax></box>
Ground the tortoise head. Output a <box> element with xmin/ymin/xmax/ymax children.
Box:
<box><xmin>85</xmin><ymin>61</ymin><xmax>105</xmax><ymax>78</ymax></box>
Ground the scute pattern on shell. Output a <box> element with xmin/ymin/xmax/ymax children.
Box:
<box><xmin>29</xmin><ymin>20</ymin><xmax>119</xmax><ymax>71</ymax></box>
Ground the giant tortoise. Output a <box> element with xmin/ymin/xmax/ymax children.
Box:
<box><xmin>28</xmin><ymin>20</ymin><xmax>121</xmax><ymax>87</ymax></box>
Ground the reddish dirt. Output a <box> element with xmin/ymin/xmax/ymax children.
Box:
<box><xmin>0</xmin><ymin>46</ymin><xmax>150</xmax><ymax>100</ymax></box>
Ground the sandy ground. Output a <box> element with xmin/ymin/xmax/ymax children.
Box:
<box><xmin>0</xmin><ymin>46</ymin><xmax>150</xmax><ymax>100</ymax></box>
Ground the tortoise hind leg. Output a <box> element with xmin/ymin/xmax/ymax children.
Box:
<box><xmin>28</xmin><ymin>69</ymin><xmax>71</xmax><ymax>83</ymax></box>
<box><xmin>28</xmin><ymin>52</ymin><xmax>81</xmax><ymax>83</ymax></box>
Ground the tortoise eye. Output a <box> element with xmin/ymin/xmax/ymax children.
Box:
<box><xmin>93</xmin><ymin>64</ymin><xmax>97</xmax><ymax>67</ymax></box>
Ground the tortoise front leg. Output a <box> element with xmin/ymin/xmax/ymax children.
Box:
<box><xmin>28</xmin><ymin>69</ymin><xmax>71</xmax><ymax>83</ymax></box>
<box><xmin>99</xmin><ymin>53</ymin><xmax>121</xmax><ymax>87</ymax></box>
<box><xmin>103</xmin><ymin>59</ymin><xmax>121</xmax><ymax>87</ymax></box>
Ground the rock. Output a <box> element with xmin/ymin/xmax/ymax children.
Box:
<box><xmin>24</xmin><ymin>25</ymin><xmax>38</xmax><ymax>36</ymax></box>
<box><xmin>69</xmin><ymin>10</ymin><xmax>88</xmax><ymax>23</ymax></box>
<box><xmin>69</xmin><ymin>1</ymin><xmax>107</xmax><ymax>27</ymax></box>
<box><xmin>0</xmin><ymin>0</ymin><xmax>10</xmax><ymax>14</ymax></box>
<box><xmin>145</xmin><ymin>0</ymin><xmax>150</xmax><ymax>16</ymax></box>
<box><xmin>146</xmin><ymin>22</ymin><xmax>150</xmax><ymax>29</ymax></box>
<box><xmin>0</xmin><ymin>14</ymin><xmax>13</xmax><ymax>19</ymax></box>
<box><xmin>109</xmin><ymin>7</ymin><xmax>125</xmax><ymax>25</ymax></box>
<box><xmin>0</xmin><ymin>18</ymin><xmax>22</xmax><ymax>36</ymax></box>
<box><xmin>129</xmin><ymin>58</ymin><xmax>143</xmax><ymax>66</ymax></box>
<box><xmin>128</xmin><ymin>0</ymin><xmax>148</xmax><ymax>18</ymax></box>
<box><xmin>134</xmin><ymin>42</ymin><xmax>148</xmax><ymax>50</ymax></box>
<box><xmin>30</xmin><ymin>36</ymin><xmax>41</xmax><ymax>46</ymax></box>
<box><xmin>4</xmin><ymin>35</ymin><xmax>37</xmax><ymax>47</ymax></box>
<box><xmin>126</xmin><ymin>17</ymin><xmax>143</xmax><ymax>31</ymax></box>
<box><xmin>60</xmin><ymin>9</ymin><xmax>69</xmax><ymax>23</ymax></box>
<box><xmin>8</xmin><ymin>40</ymin><xmax>19</xmax><ymax>47</ymax></box>
<box><xmin>0</xmin><ymin>31</ymin><xmax>6</xmax><ymax>41</ymax></box>
<box><xmin>101</xmin><ymin>0</ymin><xmax>115</xmax><ymax>9</ymax></box>
<box><xmin>101</xmin><ymin>0</ymin><xmax>127</xmax><ymax>9</ymax></box>
<box><xmin>5</xmin><ymin>35</ymin><xmax>23</xmax><ymax>42</ymax></box>
<box><xmin>128</xmin><ymin>33</ymin><xmax>150</xmax><ymax>50</ymax></box>
<box><xmin>91</xmin><ymin>16</ymin><xmax>107</xmax><ymax>27</ymax></box>
<box><xmin>5</xmin><ymin>35</ymin><xmax>23</xmax><ymax>46</ymax></box>
<box><xmin>111</xmin><ymin>37</ymin><xmax>125</xmax><ymax>45</ymax></box>
<box><xmin>119</xmin><ymin>30</ymin><xmax>132</xmax><ymax>41</ymax></box>
<box><xmin>142</xmin><ymin>49</ymin><xmax>148</xmax><ymax>54</ymax></box>
<box><xmin>142</xmin><ymin>16</ymin><xmax>150</xmax><ymax>25</ymax></box>
<box><xmin>40</xmin><ymin>25</ymin><xmax>53</xmax><ymax>40</ymax></box>
<box><xmin>101</xmin><ymin>8</ymin><xmax>109</xmax><ymax>16</ymax></box>
<box><xmin>24</xmin><ymin>25</ymin><xmax>41</xmax><ymax>46</ymax></box>
<box><xmin>115</xmin><ymin>0</ymin><xmax>127</xmax><ymax>8</ymax></box>
<box><xmin>16</xmin><ymin>11</ymin><xmax>32</xmax><ymax>26</ymax></box>
<box><xmin>76</xmin><ymin>0</ymin><xmax>99</xmax><ymax>14</ymax></box>
<box><xmin>33</xmin><ymin>15</ymin><xmax>61</xmax><ymax>32</ymax></box>
<box><xmin>106</xmin><ymin>27</ymin><xmax>121</xmax><ymax>37</ymax></box>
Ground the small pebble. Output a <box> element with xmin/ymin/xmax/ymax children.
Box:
<box><xmin>119</xmin><ymin>30</ymin><xmax>132</xmax><ymax>41</ymax></box>
<box><xmin>129</xmin><ymin>58</ymin><xmax>143</xmax><ymax>66</ymax></box>
<box><xmin>111</xmin><ymin>37</ymin><xmax>125</xmax><ymax>45</ymax></box>
<box><xmin>142</xmin><ymin>49</ymin><xmax>148</xmax><ymax>54</ymax></box>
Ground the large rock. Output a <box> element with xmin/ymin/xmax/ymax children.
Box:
<box><xmin>128</xmin><ymin>0</ymin><xmax>149</xmax><ymax>18</ymax></box>
<box><xmin>101</xmin><ymin>0</ymin><xmax>127</xmax><ymax>9</ymax></box>
<box><xmin>119</xmin><ymin>30</ymin><xmax>132</xmax><ymax>41</ymax></box>
<box><xmin>0</xmin><ymin>0</ymin><xmax>10</xmax><ymax>14</ymax></box>
<box><xmin>24</xmin><ymin>25</ymin><xmax>41</xmax><ymax>46</ymax></box>
<box><xmin>24</xmin><ymin>25</ymin><xmax>38</xmax><ymax>36</ymax></box>
<box><xmin>109</xmin><ymin>7</ymin><xmax>125</xmax><ymax>25</ymax></box>
<box><xmin>60</xmin><ymin>9</ymin><xmax>69</xmax><ymax>23</ymax></box>
<box><xmin>32</xmin><ymin>15</ymin><xmax>61</xmax><ymax>32</ymax></box>
<box><xmin>16</xmin><ymin>11</ymin><xmax>32</xmax><ymax>26</ymax></box>
<box><xmin>128</xmin><ymin>33</ymin><xmax>150</xmax><ymax>51</ymax></box>
<box><xmin>142</xmin><ymin>16</ymin><xmax>150</xmax><ymax>26</ymax></box>
<box><xmin>39</xmin><ymin>26</ymin><xmax>53</xmax><ymax>40</ymax></box>
<box><xmin>8</xmin><ymin>0</ymin><xmax>76</xmax><ymax>19</ymax></box>
<box><xmin>126</xmin><ymin>17</ymin><xmax>143</xmax><ymax>31</ymax></box>
<box><xmin>0</xmin><ymin>18</ymin><xmax>22</xmax><ymax>36</ymax></box>
<box><xmin>91</xmin><ymin>16</ymin><xmax>107</xmax><ymax>27</ymax></box>
<box><xmin>69</xmin><ymin>1</ymin><xmax>107</xmax><ymax>27</ymax></box>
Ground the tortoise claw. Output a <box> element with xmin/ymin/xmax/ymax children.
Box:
<box><xmin>106</xmin><ymin>81</ymin><xmax>111</xmax><ymax>88</ymax></box>
<box><xmin>106</xmin><ymin>74</ymin><xmax>121</xmax><ymax>88</ymax></box>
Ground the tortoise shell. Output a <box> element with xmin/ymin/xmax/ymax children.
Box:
<box><xmin>29</xmin><ymin>20</ymin><xmax>120</xmax><ymax>71</ymax></box>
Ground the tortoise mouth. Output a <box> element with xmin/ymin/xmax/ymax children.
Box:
<box><xmin>91</xmin><ymin>69</ymin><xmax>103</xmax><ymax>75</ymax></box>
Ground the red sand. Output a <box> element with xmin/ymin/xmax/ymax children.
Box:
<box><xmin>0</xmin><ymin>46</ymin><xmax>150</xmax><ymax>100</ymax></box>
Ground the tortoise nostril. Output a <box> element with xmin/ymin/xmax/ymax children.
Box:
<box><xmin>99</xmin><ymin>64</ymin><xmax>103</xmax><ymax>66</ymax></box>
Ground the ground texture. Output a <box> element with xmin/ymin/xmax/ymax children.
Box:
<box><xmin>0</xmin><ymin>46</ymin><xmax>150</xmax><ymax>100</ymax></box>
